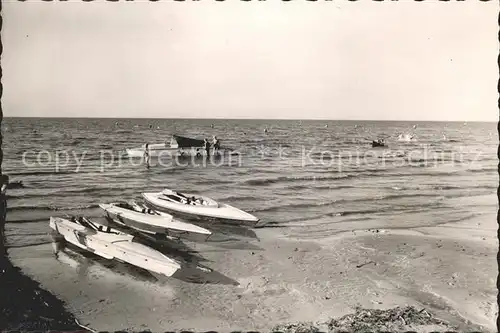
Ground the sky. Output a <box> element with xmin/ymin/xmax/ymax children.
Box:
<box><xmin>2</xmin><ymin>0</ymin><xmax>498</xmax><ymax>121</ymax></box>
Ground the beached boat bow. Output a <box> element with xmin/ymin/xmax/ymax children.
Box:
<box><xmin>142</xmin><ymin>189</ymin><xmax>260</xmax><ymax>225</ymax></box>
<box><xmin>49</xmin><ymin>216</ymin><xmax>181</xmax><ymax>277</ymax></box>
<box><xmin>99</xmin><ymin>202</ymin><xmax>212</xmax><ymax>237</ymax></box>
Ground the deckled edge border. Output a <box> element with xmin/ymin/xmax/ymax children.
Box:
<box><xmin>0</xmin><ymin>0</ymin><xmax>497</xmax><ymax>332</ymax></box>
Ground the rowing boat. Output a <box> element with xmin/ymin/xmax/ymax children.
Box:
<box><xmin>125</xmin><ymin>135</ymin><xmax>238</xmax><ymax>158</ymax></box>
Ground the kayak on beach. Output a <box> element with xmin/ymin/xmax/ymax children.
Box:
<box><xmin>142</xmin><ymin>189</ymin><xmax>261</xmax><ymax>225</ymax></box>
<box><xmin>49</xmin><ymin>216</ymin><xmax>182</xmax><ymax>277</ymax></box>
<box><xmin>99</xmin><ymin>202</ymin><xmax>212</xmax><ymax>237</ymax></box>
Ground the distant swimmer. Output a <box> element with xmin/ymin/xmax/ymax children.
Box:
<box><xmin>211</xmin><ymin>124</ymin><xmax>214</xmax><ymax>129</ymax></box>
<box><xmin>325</xmin><ymin>124</ymin><xmax>328</xmax><ymax>128</ymax></box>
<box><xmin>149</xmin><ymin>124</ymin><xmax>153</xmax><ymax>129</ymax></box>
<box><xmin>398</xmin><ymin>133</ymin><xmax>414</xmax><ymax>142</ymax></box>
<box><xmin>413</xmin><ymin>124</ymin><xmax>418</xmax><ymax>129</ymax></box>
<box><xmin>442</xmin><ymin>134</ymin><xmax>447</xmax><ymax>141</ymax></box>
<box><xmin>115</xmin><ymin>121</ymin><xmax>119</xmax><ymax>127</ymax></box>
<box><xmin>144</xmin><ymin>143</ymin><xmax>150</xmax><ymax>169</ymax></box>
<box><xmin>264</xmin><ymin>128</ymin><xmax>268</xmax><ymax>133</ymax></box>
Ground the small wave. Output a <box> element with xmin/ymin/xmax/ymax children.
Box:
<box><xmin>312</xmin><ymin>185</ymin><xmax>356</xmax><ymax>190</ymax></box>
<box><xmin>391</xmin><ymin>185</ymin><xmax>462</xmax><ymax>191</ymax></box>
<box><xmin>364</xmin><ymin>170</ymin><xmax>460</xmax><ymax>178</ymax></box>
<box><xmin>7</xmin><ymin>217</ymin><xmax>49</xmax><ymax>224</ymax></box>
<box><xmin>7</xmin><ymin>170</ymin><xmax>77</xmax><ymax>177</ymax></box>
<box><xmin>249</xmin><ymin>201</ymin><xmax>334</xmax><ymax>213</ymax></box>
<box><xmin>430</xmin><ymin>185</ymin><xmax>461</xmax><ymax>190</ymax></box>
<box><xmin>376</xmin><ymin>193</ymin><xmax>441</xmax><ymax>201</ymax></box>
<box><xmin>327</xmin><ymin>208</ymin><xmax>383</xmax><ymax>217</ymax></box>
<box><xmin>250</xmin><ymin>193</ymin><xmax>445</xmax><ymax>214</ymax></box>
<box><xmin>70</xmin><ymin>139</ymin><xmax>83</xmax><ymax>145</ymax></box>
<box><xmin>194</xmin><ymin>179</ymin><xmax>234</xmax><ymax>185</ymax></box>
<box><xmin>328</xmin><ymin>205</ymin><xmax>429</xmax><ymax>217</ymax></box>
<box><xmin>219</xmin><ymin>195</ymin><xmax>263</xmax><ymax>202</ymax></box>
<box><xmin>7</xmin><ymin>241</ymin><xmax>53</xmax><ymax>249</ymax></box>
<box><xmin>467</xmin><ymin>167</ymin><xmax>497</xmax><ymax>173</ymax></box>
<box><xmin>243</xmin><ymin>174</ymin><xmax>352</xmax><ymax>186</ymax></box>
<box><xmin>6</xmin><ymin>193</ymin><xmax>48</xmax><ymax>200</ymax></box>
<box><xmin>7</xmin><ymin>204</ymin><xmax>99</xmax><ymax>212</ymax></box>
<box><xmin>285</xmin><ymin>184</ymin><xmax>311</xmax><ymax>190</ymax></box>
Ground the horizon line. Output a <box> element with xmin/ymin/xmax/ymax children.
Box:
<box><xmin>3</xmin><ymin>116</ymin><xmax>497</xmax><ymax>123</ymax></box>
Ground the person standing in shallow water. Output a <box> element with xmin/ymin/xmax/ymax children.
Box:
<box><xmin>204</xmin><ymin>138</ymin><xmax>211</xmax><ymax>158</ymax></box>
<box><xmin>144</xmin><ymin>143</ymin><xmax>150</xmax><ymax>169</ymax></box>
<box><xmin>212</xmin><ymin>136</ymin><xmax>220</xmax><ymax>155</ymax></box>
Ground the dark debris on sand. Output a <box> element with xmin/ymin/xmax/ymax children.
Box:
<box><xmin>0</xmin><ymin>256</ymin><xmax>88</xmax><ymax>332</ymax></box>
<box><xmin>272</xmin><ymin>306</ymin><xmax>457</xmax><ymax>333</ymax></box>
<box><xmin>326</xmin><ymin>306</ymin><xmax>454</xmax><ymax>332</ymax></box>
<box><xmin>272</xmin><ymin>322</ymin><xmax>321</xmax><ymax>333</ymax></box>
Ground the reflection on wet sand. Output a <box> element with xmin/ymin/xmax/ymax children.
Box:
<box><xmin>52</xmin><ymin>224</ymin><xmax>241</xmax><ymax>287</ymax></box>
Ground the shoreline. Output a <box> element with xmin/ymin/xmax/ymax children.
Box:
<box><xmin>0</xmin><ymin>175</ymin><xmax>85</xmax><ymax>332</ymax></box>
<box><xmin>0</xmin><ymin>254</ymin><xmax>86</xmax><ymax>331</ymax></box>
<box><xmin>5</xmin><ymin>211</ymin><xmax>496</xmax><ymax>332</ymax></box>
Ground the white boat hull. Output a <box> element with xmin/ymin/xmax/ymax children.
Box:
<box><xmin>99</xmin><ymin>203</ymin><xmax>212</xmax><ymax>236</ymax></box>
<box><xmin>49</xmin><ymin>217</ymin><xmax>181</xmax><ymax>277</ymax></box>
<box><xmin>142</xmin><ymin>192</ymin><xmax>260</xmax><ymax>225</ymax></box>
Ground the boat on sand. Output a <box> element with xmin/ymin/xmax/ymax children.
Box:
<box><xmin>99</xmin><ymin>202</ymin><xmax>212</xmax><ymax>237</ymax></box>
<box><xmin>142</xmin><ymin>189</ymin><xmax>260</xmax><ymax>225</ymax></box>
<box><xmin>49</xmin><ymin>216</ymin><xmax>181</xmax><ymax>277</ymax></box>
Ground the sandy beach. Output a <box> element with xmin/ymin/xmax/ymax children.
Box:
<box><xmin>7</xmin><ymin>207</ymin><xmax>497</xmax><ymax>332</ymax></box>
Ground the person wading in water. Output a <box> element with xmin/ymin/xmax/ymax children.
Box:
<box><xmin>212</xmin><ymin>136</ymin><xmax>220</xmax><ymax>155</ymax></box>
<box><xmin>144</xmin><ymin>143</ymin><xmax>150</xmax><ymax>169</ymax></box>
<box><xmin>204</xmin><ymin>138</ymin><xmax>211</xmax><ymax>159</ymax></box>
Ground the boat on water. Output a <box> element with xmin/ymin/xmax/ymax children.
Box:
<box><xmin>99</xmin><ymin>202</ymin><xmax>212</xmax><ymax>237</ymax></box>
<box><xmin>7</xmin><ymin>180</ymin><xmax>24</xmax><ymax>189</ymax></box>
<box><xmin>372</xmin><ymin>139</ymin><xmax>386</xmax><ymax>147</ymax></box>
<box><xmin>126</xmin><ymin>134</ymin><xmax>237</xmax><ymax>158</ymax></box>
<box><xmin>49</xmin><ymin>216</ymin><xmax>181</xmax><ymax>277</ymax></box>
<box><xmin>142</xmin><ymin>189</ymin><xmax>260</xmax><ymax>225</ymax></box>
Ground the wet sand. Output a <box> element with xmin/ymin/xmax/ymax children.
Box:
<box><xmin>0</xmin><ymin>256</ymin><xmax>86</xmax><ymax>331</ymax></box>
<box><xmin>6</xmin><ymin>210</ymin><xmax>497</xmax><ymax>332</ymax></box>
